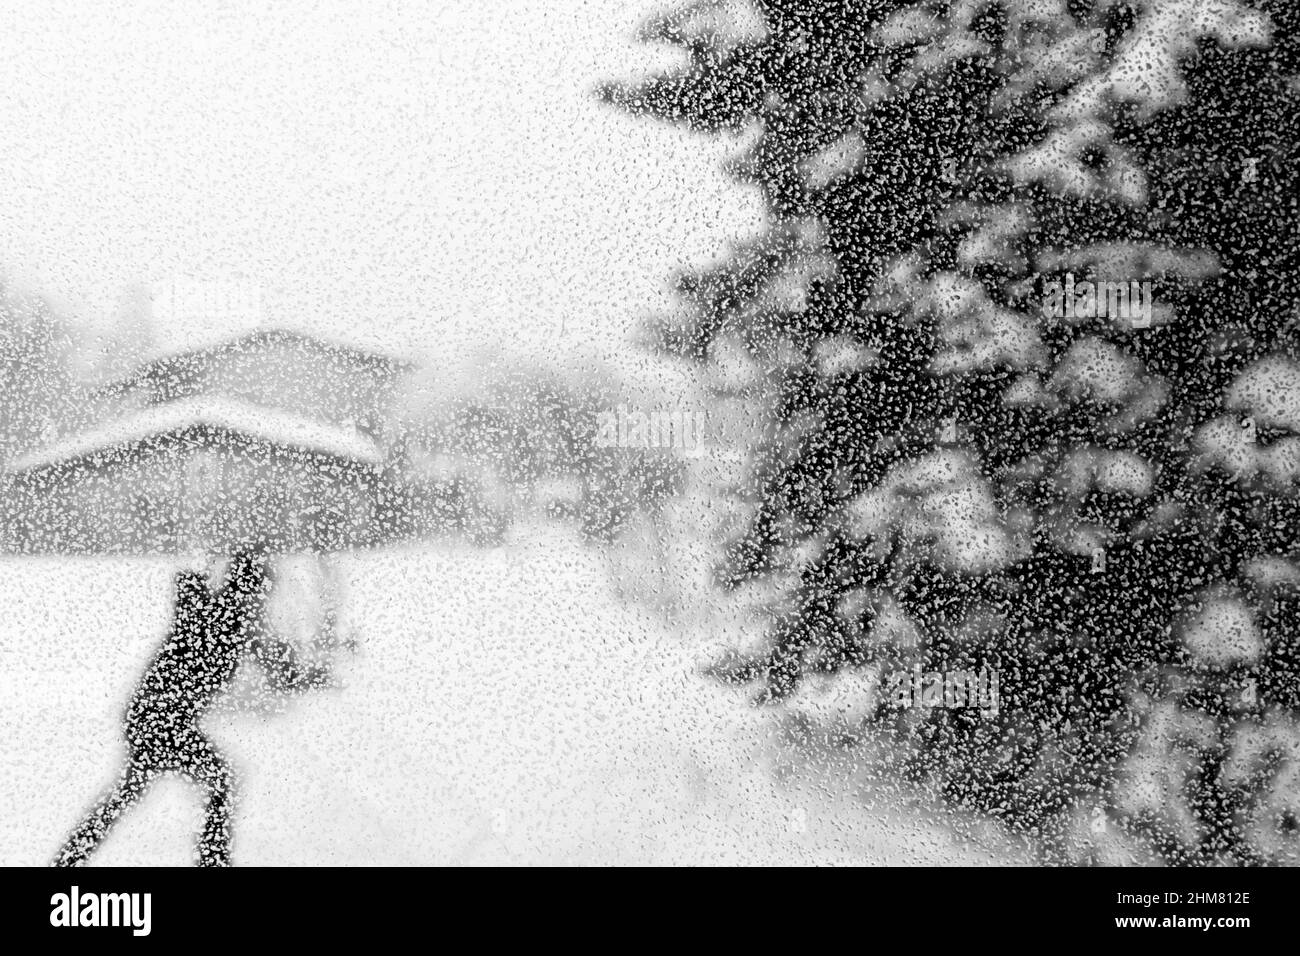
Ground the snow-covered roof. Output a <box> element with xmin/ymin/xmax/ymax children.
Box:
<box><xmin>6</xmin><ymin>395</ymin><xmax>385</xmax><ymax>474</ymax></box>
<box><xmin>92</xmin><ymin>328</ymin><xmax>415</xmax><ymax>401</ymax></box>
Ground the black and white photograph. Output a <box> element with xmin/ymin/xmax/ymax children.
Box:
<box><xmin>0</xmin><ymin>0</ymin><xmax>1296</xmax><ymax>926</ymax></box>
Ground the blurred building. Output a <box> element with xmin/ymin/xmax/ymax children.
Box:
<box><xmin>80</xmin><ymin>328</ymin><xmax>408</xmax><ymax>444</ymax></box>
<box><xmin>1</xmin><ymin>329</ymin><xmax>413</xmax><ymax>554</ymax></box>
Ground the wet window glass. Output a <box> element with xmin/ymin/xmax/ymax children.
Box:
<box><xmin>2</xmin><ymin>0</ymin><xmax>1297</xmax><ymax>871</ymax></box>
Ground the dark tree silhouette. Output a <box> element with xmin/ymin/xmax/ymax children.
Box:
<box><xmin>609</xmin><ymin>0</ymin><xmax>1299</xmax><ymax>863</ymax></box>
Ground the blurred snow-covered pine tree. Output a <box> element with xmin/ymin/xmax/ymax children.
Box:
<box><xmin>0</xmin><ymin>285</ymin><xmax>76</xmax><ymax>465</ymax></box>
<box><xmin>607</xmin><ymin>0</ymin><xmax>1299</xmax><ymax>863</ymax></box>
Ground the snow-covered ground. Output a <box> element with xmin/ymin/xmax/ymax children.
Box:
<box><xmin>0</xmin><ymin>523</ymin><xmax>1022</xmax><ymax>865</ymax></box>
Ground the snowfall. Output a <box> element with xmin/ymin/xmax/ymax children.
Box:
<box><xmin>0</xmin><ymin>520</ymin><xmax>1025</xmax><ymax>866</ymax></box>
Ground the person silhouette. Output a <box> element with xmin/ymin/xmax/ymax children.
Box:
<box><xmin>54</xmin><ymin>547</ymin><xmax>332</xmax><ymax>867</ymax></box>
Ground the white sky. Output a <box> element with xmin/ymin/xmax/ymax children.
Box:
<box><xmin>0</xmin><ymin>0</ymin><xmax>761</xmax><ymax>377</ymax></box>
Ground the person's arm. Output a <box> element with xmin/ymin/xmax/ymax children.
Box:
<box><xmin>250</xmin><ymin>636</ymin><xmax>332</xmax><ymax>692</ymax></box>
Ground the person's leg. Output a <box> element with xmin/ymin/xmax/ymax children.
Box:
<box><xmin>53</xmin><ymin>758</ymin><xmax>155</xmax><ymax>867</ymax></box>
<box><xmin>176</xmin><ymin>730</ymin><xmax>235</xmax><ymax>867</ymax></box>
